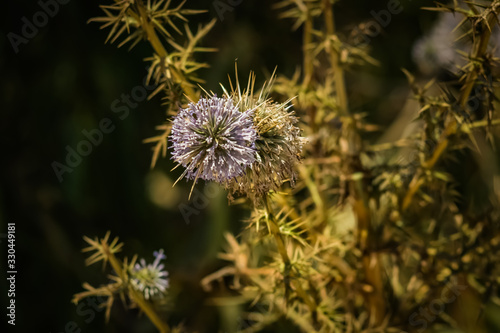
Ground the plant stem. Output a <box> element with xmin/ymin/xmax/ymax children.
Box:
<box><xmin>303</xmin><ymin>12</ymin><xmax>314</xmax><ymax>87</ymax></box>
<box><xmin>263</xmin><ymin>195</ymin><xmax>317</xmax><ymax>313</ymax></box>
<box><xmin>324</xmin><ymin>1</ymin><xmax>386</xmax><ymax>325</ymax></box>
<box><xmin>352</xmin><ymin>173</ymin><xmax>386</xmax><ymax>327</ymax></box>
<box><xmin>134</xmin><ymin>0</ymin><xmax>198</xmax><ymax>101</ymax></box>
<box><xmin>264</xmin><ymin>195</ymin><xmax>290</xmax><ymax>263</ymax></box>
<box><xmin>128</xmin><ymin>288</ymin><xmax>170</xmax><ymax>333</ymax></box>
<box><xmin>323</xmin><ymin>0</ymin><xmax>348</xmax><ymax>114</ymax></box>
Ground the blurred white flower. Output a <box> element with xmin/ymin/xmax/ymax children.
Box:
<box><xmin>413</xmin><ymin>12</ymin><xmax>500</xmax><ymax>76</ymax></box>
<box><xmin>130</xmin><ymin>249</ymin><xmax>169</xmax><ymax>300</ymax></box>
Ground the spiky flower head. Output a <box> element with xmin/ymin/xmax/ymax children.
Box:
<box><xmin>170</xmin><ymin>96</ymin><xmax>258</xmax><ymax>185</ymax></box>
<box><xmin>223</xmin><ymin>72</ymin><xmax>304</xmax><ymax>202</ymax></box>
<box><xmin>130</xmin><ymin>249</ymin><xmax>169</xmax><ymax>300</ymax></box>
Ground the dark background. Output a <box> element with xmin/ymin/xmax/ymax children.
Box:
<box><xmin>1</xmin><ymin>0</ymin><xmax>435</xmax><ymax>332</ymax></box>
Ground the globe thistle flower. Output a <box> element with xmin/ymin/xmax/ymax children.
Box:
<box><xmin>130</xmin><ymin>249</ymin><xmax>169</xmax><ymax>300</ymax></box>
<box><xmin>169</xmin><ymin>72</ymin><xmax>303</xmax><ymax>203</ymax></box>
<box><xmin>170</xmin><ymin>96</ymin><xmax>258</xmax><ymax>187</ymax></box>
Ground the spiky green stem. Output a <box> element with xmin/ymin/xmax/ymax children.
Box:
<box><xmin>402</xmin><ymin>2</ymin><xmax>500</xmax><ymax>210</ymax></box>
<box><xmin>133</xmin><ymin>0</ymin><xmax>198</xmax><ymax>101</ymax></box>
<box><xmin>263</xmin><ymin>195</ymin><xmax>317</xmax><ymax>314</ymax></box>
<box><xmin>323</xmin><ymin>0</ymin><xmax>348</xmax><ymax>114</ymax></box>
<box><xmin>303</xmin><ymin>12</ymin><xmax>314</xmax><ymax>88</ymax></box>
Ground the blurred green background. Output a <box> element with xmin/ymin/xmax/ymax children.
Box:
<box><xmin>1</xmin><ymin>0</ymin><xmax>444</xmax><ymax>332</ymax></box>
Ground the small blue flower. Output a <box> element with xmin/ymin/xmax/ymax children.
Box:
<box><xmin>131</xmin><ymin>249</ymin><xmax>169</xmax><ymax>300</ymax></box>
<box><xmin>170</xmin><ymin>96</ymin><xmax>258</xmax><ymax>183</ymax></box>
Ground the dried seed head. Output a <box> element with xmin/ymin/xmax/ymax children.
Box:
<box><xmin>226</xmin><ymin>100</ymin><xmax>303</xmax><ymax>202</ymax></box>
<box><xmin>222</xmin><ymin>72</ymin><xmax>304</xmax><ymax>202</ymax></box>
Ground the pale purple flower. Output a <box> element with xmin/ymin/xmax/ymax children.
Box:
<box><xmin>170</xmin><ymin>96</ymin><xmax>258</xmax><ymax>183</ymax></box>
<box><xmin>131</xmin><ymin>249</ymin><xmax>169</xmax><ymax>300</ymax></box>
